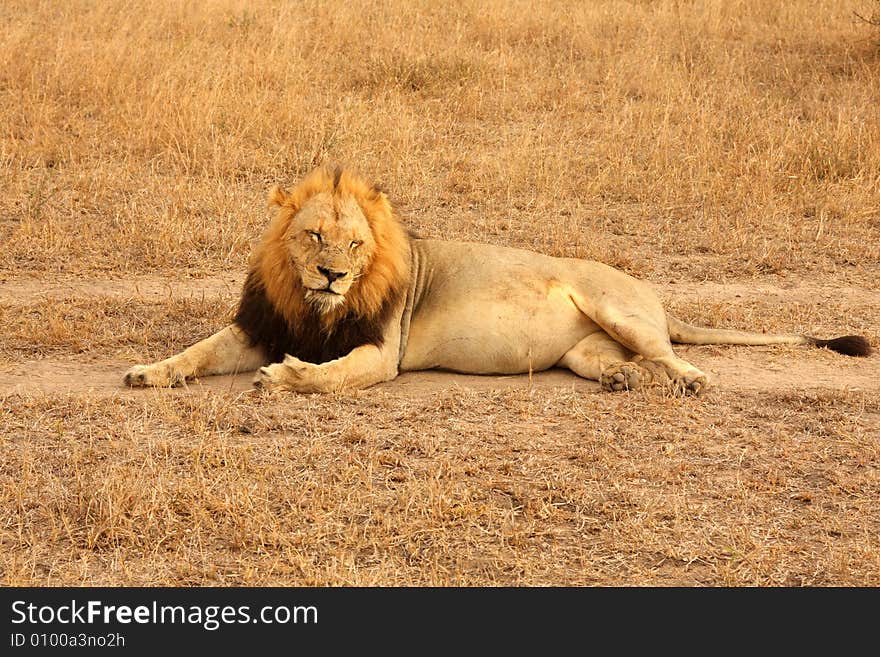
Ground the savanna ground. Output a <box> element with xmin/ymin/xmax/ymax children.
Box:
<box><xmin>1</xmin><ymin>0</ymin><xmax>879</xmax><ymax>586</ymax></box>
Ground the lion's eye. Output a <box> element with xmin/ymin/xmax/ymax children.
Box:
<box><xmin>308</xmin><ymin>231</ymin><xmax>322</xmax><ymax>243</ymax></box>
<box><xmin>350</xmin><ymin>240</ymin><xmax>362</xmax><ymax>250</ymax></box>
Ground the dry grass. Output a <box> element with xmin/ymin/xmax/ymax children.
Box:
<box><xmin>662</xmin><ymin>296</ymin><xmax>879</xmax><ymax>343</ymax></box>
<box><xmin>2</xmin><ymin>0</ymin><xmax>879</xmax><ymax>278</ymax></box>
<box><xmin>0</xmin><ymin>296</ymin><xmax>232</xmax><ymax>360</ymax></box>
<box><xmin>1</xmin><ymin>0</ymin><xmax>879</xmax><ymax>586</ymax></box>
<box><xmin>2</xmin><ymin>388</ymin><xmax>878</xmax><ymax>586</ymax></box>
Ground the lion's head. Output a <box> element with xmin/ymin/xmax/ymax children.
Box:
<box><xmin>234</xmin><ymin>166</ymin><xmax>411</xmax><ymax>364</ymax></box>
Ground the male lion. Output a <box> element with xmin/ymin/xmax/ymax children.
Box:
<box><xmin>124</xmin><ymin>167</ymin><xmax>871</xmax><ymax>395</ymax></box>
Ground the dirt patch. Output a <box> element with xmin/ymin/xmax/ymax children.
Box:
<box><xmin>3</xmin><ymin>348</ymin><xmax>877</xmax><ymax>398</ymax></box>
<box><xmin>0</xmin><ymin>357</ymin><xmax>596</xmax><ymax>397</ymax></box>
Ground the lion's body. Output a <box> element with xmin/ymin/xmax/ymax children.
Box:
<box><xmin>402</xmin><ymin>239</ymin><xmax>631</xmax><ymax>374</ymax></box>
<box><xmin>124</xmin><ymin>167</ymin><xmax>871</xmax><ymax>395</ymax></box>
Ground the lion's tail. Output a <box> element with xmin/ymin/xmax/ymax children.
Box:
<box><xmin>666</xmin><ymin>314</ymin><xmax>872</xmax><ymax>357</ymax></box>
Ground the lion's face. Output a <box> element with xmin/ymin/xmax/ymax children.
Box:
<box><xmin>253</xmin><ymin>167</ymin><xmax>410</xmax><ymax>327</ymax></box>
<box><xmin>284</xmin><ymin>191</ymin><xmax>376</xmax><ymax>313</ymax></box>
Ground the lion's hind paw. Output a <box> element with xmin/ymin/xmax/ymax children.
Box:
<box><xmin>668</xmin><ymin>372</ymin><xmax>709</xmax><ymax>397</ymax></box>
<box><xmin>600</xmin><ymin>362</ymin><xmax>653</xmax><ymax>392</ymax></box>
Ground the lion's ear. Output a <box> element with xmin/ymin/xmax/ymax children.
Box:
<box><xmin>268</xmin><ymin>185</ymin><xmax>289</xmax><ymax>208</ymax></box>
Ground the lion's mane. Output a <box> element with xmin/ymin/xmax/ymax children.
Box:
<box><xmin>234</xmin><ymin>167</ymin><xmax>411</xmax><ymax>364</ymax></box>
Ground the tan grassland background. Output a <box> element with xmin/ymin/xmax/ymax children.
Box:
<box><xmin>1</xmin><ymin>0</ymin><xmax>879</xmax><ymax>585</ymax></box>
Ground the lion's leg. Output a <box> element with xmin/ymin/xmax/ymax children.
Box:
<box><xmin>253</xmin><ymin>303</ymin><xmax>405</xmax><ymax>394</ymax></box>
<box><xmin>124</xmin><ymin>325</ymin><xmax>266</xmax><ymax>387</ymax></box>
<box><xmin>558</xmin><ymin>332</ymin><xmax>653</xmax><ymax>392</ymax></box>
<box><xmin>254</xmin><ymin>343</ymin><xmax>399</xmax><ymax>393</ymax></box>
<box><xmin>254</xmin><ymin>344</ymin><xmax>397</xmax><ymax>392</ymax></box>
<box><xmin>591</xmin><ymin>306</ymin><xmax>709</xmax><ymax>396</ymax></box>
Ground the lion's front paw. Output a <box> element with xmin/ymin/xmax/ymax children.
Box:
<box><xmin>600</xmin><ymin>362</ymin><xmax>653</xmax><ymax>392</ymax></box>
<box><xmin>123</xmin><ymin>363</ymin><xmax>187</xmax><ymax>388</ymax></box>
<box><xmin>252</xmin><ymin>363</ymin><xmax>290</xmax><ymax>392</ymax></box>
<box><xmin>253</xmin><ymin>355</ymin><xmax>326</xmax><ymax>393</ymax></box>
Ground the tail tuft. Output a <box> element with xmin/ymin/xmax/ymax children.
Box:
<box><xmin>813</xmin><ymin>335</ymin><xmax>873</xmax><ymax>357</ymax></box>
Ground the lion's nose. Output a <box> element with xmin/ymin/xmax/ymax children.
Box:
<box><xmin>318</xmin><ymin>266</ymin><xmax>347</xmax><ymax>283</ymax></box>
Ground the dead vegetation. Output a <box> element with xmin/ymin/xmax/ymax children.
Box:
<box><xmin>1</xmin><ymin>0</ymin><xmax>878</xmax><ymax>586</ymax></box>
<box><xmin>3</xmin><ymin>387</ymin><xmax>878</xmax><ymax>586</ymax></box>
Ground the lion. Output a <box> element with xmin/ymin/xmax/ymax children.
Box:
<box><xmin>123</xmin><ymin>166</ymin><xmax>872</xmax><ymax>396</ymax></box>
